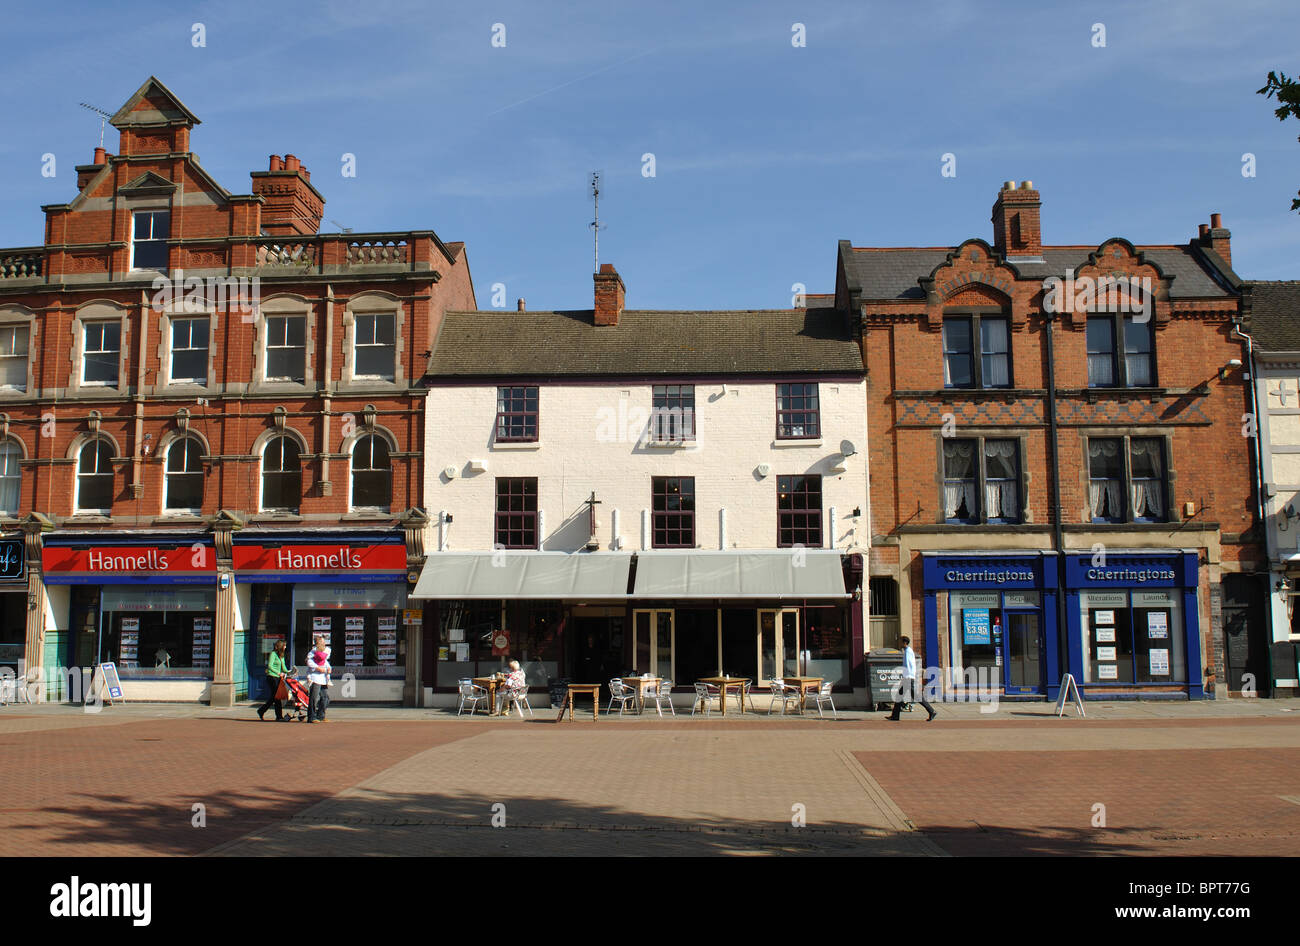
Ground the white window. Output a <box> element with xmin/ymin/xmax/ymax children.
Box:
<box><xmin>0</xmin><ymin>441</ymin><xmax>21</xmax><ymax>515</ymax></box>
<box><xmin>164</xmin><ymin>438</ymin><xmax>204</xmax><ymax>513</ymax></box>
<box><xmin>353</xmin><ymin>313</ymin><xmax>396</xmax><ymax>380</ymax></box>
<box><xmin>265</xmin><ymin>316</ymin><xmax>306</xmax><ymax>382</ymax></box>
<box><xmin>77</xmin><ymin>439</ymin><xmax>115</xmax><ymax>513</ymax></box>
<box><xmin>261</xmin><ymin>436</ymin><xmax>302</xmax><ymax>512</ymax></box>
<box><xmin>170</xmin><ymin>318</ymin><xmax>209</xmax><ymax>384</ymax></box>
<box><xmin>131</xmin><ymin>211</ymin><xmax>170</xmax><ymax>271</ymax></box>
<box><xmin>0</xmin><ymin>326</ymin><xmax>29</xmax><ymax>391</ymax></box>
<box><xmin>82</xmin><ymin>322</ymin><xmax>121</xmax><ymax>386</ymax></box>
<box><xmin>351</xmin><ymin>435</ymin><xmax>392</xmax><ymax>510</ymax></box>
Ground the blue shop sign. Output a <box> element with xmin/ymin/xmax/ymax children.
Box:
<box><xmin>922</xmin><ymin>553</ymin><xmax>1054</xmax><ymax>591</ymax></box>
<box><xmin>1064</xmin><ymin>552</ymin><xmax>1195</xmax><ymax>589</ymax></box>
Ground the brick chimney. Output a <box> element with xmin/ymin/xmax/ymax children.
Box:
<box><xmin>250</xmin><ymin>153</ymin><xmax>325</xmax><ymax>235</ymax></box>
<box><xmin>76</xmin><ymin>147</ymin><xmax>109</xmax><ymax>191</ymax></box>
<box><xmin>991</xmin><ymin>180</ymin><xmax>1042</xmax><ymax>258</ymax></box>
<box><xmin>1200</xmin><ymin>212</ymin><xmax>1232</xmax><ymax>267</ymax></box>
<box><xmin>594</xmin><ymin>263</ymin><xmax>625</xmax><ymax>326</ymax></box>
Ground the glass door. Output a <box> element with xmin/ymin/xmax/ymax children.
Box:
<box><xmin>757</xmin><ymin>608</ymin><xmax>800</xmax><ymax>684</ymax></box>
<box><xmin>1003</xmin><ymin>611</ymin><xmax>1043</xmax><ymax>693</ymax></box>
<box><xmin>632</xmin><ymin>610</ymin><xmax>674</xmax><ymax>681</ymax></box>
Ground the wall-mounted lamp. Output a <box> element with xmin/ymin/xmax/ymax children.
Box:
<box><xmin>851</xmin><ymin>506</ymin><xmax>862</xmax><ymax>518</ymax></box>
<box><xmin>1278</xmin><ymin>503</ymin><xmax>1299</xmax><ymax>531</ymax></box>
<box><xmin>1219</xmin><ymin>358</ymin><xmax>1243</xmax><ymax>380</ymax></box>
<box><xmin>1276</xmin><ymin>576</ymin><xmax>1292</xmax><ymax>594</ymax></box>
<box><xmin>142</xmin><ymin>432</ymin><xmax>153</xmax><ymax>457</ymax></box>
<box><xmin>444</xmin><ymin>513</ymin><xmax>454</xmax><ymax>523</ymax></box>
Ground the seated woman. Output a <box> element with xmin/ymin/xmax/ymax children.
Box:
<box><xmin>494</xmin><ymin>660</ymin><xmax>527</xmax><ymax>715</ymax></box>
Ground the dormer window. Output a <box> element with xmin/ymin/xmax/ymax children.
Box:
<box><xmin>131</xmin><ymin>211</ymin><xmax>170</xmax><ymax>271</ymax></box>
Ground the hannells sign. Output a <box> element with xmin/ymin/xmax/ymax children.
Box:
<box><xmin>0</xmin><ymin>539</ymin><xmax>24</xmax><ymax>582</ymax></box>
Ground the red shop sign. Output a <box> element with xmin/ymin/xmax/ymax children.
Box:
<box><xmin>42</xmin><ymin>544</ymin><xmax>214</xmax><ymax>575</ymax></box>
<box><xmin>233</xmin><ymin>544</ymin><xmax>406</xmax><ymax>574</ymax></box>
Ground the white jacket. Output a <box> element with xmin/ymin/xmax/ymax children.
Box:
<box><xmin>306</xmin><ymin>647</ymin><xmax>331</xmax><ymax>686</ymax></box>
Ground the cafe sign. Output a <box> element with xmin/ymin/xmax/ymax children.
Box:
<box><xmin>0</xmin><ymin>539</ymin><xmax>24</xmax><ymax>583</ymax></box>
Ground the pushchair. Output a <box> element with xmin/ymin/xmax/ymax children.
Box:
<box><xmin>277</xmin><ymin>673</ymin><xmax>311</xmax><ymax>722</ymax></box>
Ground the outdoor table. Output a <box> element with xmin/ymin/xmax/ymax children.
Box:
<box><xmin>557</xmin><ymin>683</ymin><xmax>601</xmax><ymax>721</ymax></box>
<box><xmin>473</xmin><ymin>677</ymin><xmax>501</xmax><ymax>715</ymax></box>
<box><xmin>784</xmin><ymin>676</ymin><xmax>824</xmax><ymax>713</ymax></box>
<box><xmin>621</xmin><ymin>676</ymin><xmax>662</xmax><ymax>714</ymax></box>
<box><xmin>699</xmin><ymin>676</ymin><xmax>750</xmax><ymax>715</ymax></box>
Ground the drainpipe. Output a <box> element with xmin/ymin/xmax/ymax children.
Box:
<box><xmin>1233</xmin><ymin>321</ymin><xmax>1273</xmax><ymax>694</ymax></box>
<box><xmin>1044</xmin><ymin>312</ymin><xmax>1068</xmax><ymax>699</ymax></box>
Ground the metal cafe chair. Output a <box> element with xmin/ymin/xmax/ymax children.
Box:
<box><xmin>648</xmin><ymin>679</ymin><xmax>676</xmax><ymax>717</ymax></box>
<box><xmin>607</xmin><ymin>678</ymin><xmax>638</xmax><ymax>715</ymax></box>
<box><xmin>456</xmin><ymin>679</ymin><xmax>489</xmax><ymax>717</ymax></box>
<box><xmin>503</xmin><ymin>685</ymin><xmax>535</xmax><ymax>718</ymax></box>
<box><xmin>807</xmin><ymin>680</ymin><xmax>837</xmax><ymax>719</ymax></box>
<box><xmin>768</xmin><ymin>679</ymin><xmax>800</xmax><ymax>715</ymax></box>
<box><xmin>692</xmin><ymin>682</ymin><xmax>720</xmax><ymax>717</ymax></box>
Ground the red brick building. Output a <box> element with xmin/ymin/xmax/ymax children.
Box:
<box><xmin>843</xmin><ymin>181</ymin><xmax>1262</xmax><ymax>701</ymax></box>
<box><xmin>0</xmin><ymin>77</ymin><xmax>474</xmax><ymax>706</ymax></box>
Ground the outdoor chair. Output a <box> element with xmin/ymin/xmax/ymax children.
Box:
<box><xmin>456</xmin><ymin>679</ymin><xmax>489</xmax><ymax>717</ymax></box>
<box><xmin>692</xmin><ymin>681</ymin><xmax>720</xmax><ymax>717</ymax></box>
<box><xmin>768</xmin><ymin>679</ymin><xmax>800</xmax><ymax>715</ymax></box>
<box><xmin>807</xmin><ymin>680</ymin><xmax>837</xmax><ymax>719</ymax></box>
<box><xmin>607</xmin><ymin>678</ymin><xmax>638</xmax><ymax>715</ymax></box>
<box><xmin>0</xmin><ymin>668</ymin><xmax>32</xmax><ymax>706</ymax></box>
<box><xmin>648</xmin><ymin>679</ymin><xmax>676</xmax><ymax>717</ymax></box>
<box><xmin>502</xmin><ymin>685</ymin><xmax>535</xmax><ymax>718</ymax></box>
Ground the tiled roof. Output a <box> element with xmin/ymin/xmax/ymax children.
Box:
<box><xmin>1244</xmin><ymin>281</ymin><xmax>1300</xmax><ymax>352</ymax></box>
<box><xmin>427</xmin><ymin>308</ymin><xmax>862</xmax><ymax>378</ymax></box>
<box><xmin>844</xmin><ymin>245</ymin><xmax>1234</xmax><ymax>300</ymax></box>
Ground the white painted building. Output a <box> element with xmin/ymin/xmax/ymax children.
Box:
<box><xmin>414</xmin><ymin>266</ymin><xmax>869</xmax><ymax>709</ymax></box>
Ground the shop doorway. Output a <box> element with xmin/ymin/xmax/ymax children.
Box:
<box><xmin>1003</xmin><ymin>611</ymin><xmax>1044</xmax><ymax>693</ymax></box>
<box><xmin>632</xmin><ymin>609</ymin><xmax>674</xmax><ymax>680</ymax></box>
<box><xmin>1223</xmin><ymin>574</ymin><xmax>1269</xmax><ymax>696</ymax></box>
<box><xmin>571</xmin><ymin>615</ymin><xmax>625</xmax><ymax>690</ymax></box>
<box><xmin>757</xmin><ymin>608</ymin><xmax>800</xmax><ymax>683</ymax></box>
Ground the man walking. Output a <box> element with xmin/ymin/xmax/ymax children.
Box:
<box><xmin>305</xmin><ymin>635</ymin><xmax>331</xmax><ymax>723</ymax></box>
<box><xmin>888</xmin><ymin>636</ymin><xmax>936</xmax><ymax>722</ymax></box>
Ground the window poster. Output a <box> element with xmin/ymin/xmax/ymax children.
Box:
<box><xmin>193</xmin><ymin>617</ymin><xmax>213</xmax><ymax>632</ymax></box>
<box><xmin>345</xmin><ymin>616</ymin><xmax>365</xmax><ymax>632</ymax></box>
<box><xmin>449</xmin><ymin>628</ymin><xmax>465</xmax><ymax>642</ymax></box>
<box><xmin>121</xmin><ymin>617</ymin><xmax>140</xmax><ymax>632</ymax></box>
<box><xmin>1097</xmin><ymin>664</ymin><xmax>1119</xmax><ymax>680</ymax></box>
<box><xmin>962</xmin><ymin>608</ymin><xmax>992</xmax><ymax>645</ymax></box>
<box><xmin>119</xmin><ymin>628</ymin><xmax>139</xmax><ymax>666</ymax></box>
<box><xmin>345</xmin><ymin>629</ymin><xmax>364</xmax><ymax>646</ymax></box>
<box><xmin>1095</xmin><ymin>626</ymin><xmax>1116</xmax><ymax>643</ymax></box>
<box><xmin>261</xmin><ymin>633</ymin><xmax>285</xmax><ymax>655</ymax></box>
<box><xmin>403</xmin><ymin>609</ymin><xmax>422</xmax><ymax>626</ymax></box>
<box><xmin>378</xmin><ymin>615</ymin><xmax>397</xmax><ymax>631</ymax></box>
<box><xmin>1096</xmin><ymin>646</ymin><xmax>1117</xmax><ymax>662</ymax></box>
<box><xmin>454</xmin><ymin>642</ymin><xmax>469</xmax><ymax>661</ymax></box>
<box><xmin>313</xmin><ymin>616</ymin><xmax>332</xmax><ymax>632</ymax></box>
<box><xmin>1149</xmin><ymin>649</ymin><xmax>1170</xmax><ymax>675</ymax></box>
<box><xmin>377</xmin><ymin>645</ymin><xmax>397</xmax><ymax>663</ymax></box>
<box><xmin>1147</xmin><ymin>612</ymin><xmax>1169</xmax><ymax>639</ymax></box>
<box><xmin>1094</xmin><ymin>610</ymin><xmax>1115</xmax><ymax>626</ymax></box>
<box><xmin>345</xmin><ymin>646</ymin><xmax>364</xmax><ymax>665</ymax></box>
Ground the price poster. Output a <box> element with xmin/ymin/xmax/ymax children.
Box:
<box><xmin>119</xmin><ymin>628</ymin><xmax>139</xmax><ymax>665</ymax></box>
<box><xmin>345</xmin><ymin>616</ymin><xmax>365</xmax><ymax>632</ymax></box>
<box><xmin>1147</xmin><ymin>612</ymin><xmax>1169</xmax><ymax>639</ymax></box>
<box><xmin>1095</xmin><ymin>626</ymin><xmax>1116</xmax><ymax>643</ymax></box>
<box><xmin>345</xmin><ymin>629</ymin><xmax>364</xmax><ymax>646</ymax></box>
<box><xmin>1096</xmin><ymin>646</ymin><xmax>1117</xmax><ymax>662</ymax></box>
<box><xmin>962</xmin><ymin>608</ymin><xmax>992</xmax><ymax>645</ymax></box>
<box><xmin>193</xmin><ymin>617</ymin><xmax>213</xmax><ymax>632</ymax></box>
<box><xmin>1097</xmin><ymin>664</ymin><xmax>1119</xmax><ymax>680</ymax></box>
<box><xmin>378</xmin><ymin>615</ymin><xmax>397</xmax><ymax>631</ymax></box>
<box><xmin>377</xmin><ymin>645</ymin><xmax>397</xmax><ymax>663</ymax></box>
<box><xmin>449</xmin><ymin>628</ymin><xmax>465</xmax><ymax>642</ymax></box>
<box><xmin>121</xmin><ymin>617</ymin><xmax>140</xmax><ymax>632</ymax></box>
<box><xmin>454</xmin><ymin>642</ymin><xmax>469</xmax><ymax>661</ymax></box>
<box><xmin>1149</xmin><ymin>649</ymin><xmax>1170</xmax><ymax>675</ymax></box>
<box><xmin>1094</xmin><ymin>610</ymin><xmax>1115</xmax><ymax>626</ymax></box>
<box><xmin>313</xmin><ymin>616</ymin><xmax>332</xmax><ymax>632</ymax></box>
<box><xmin>345</xmin><ymin>646</ymin><xmax>364</xmax><ymax>665</ymax></box>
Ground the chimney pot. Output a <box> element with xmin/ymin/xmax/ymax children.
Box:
<box><xmin>269</xmin><ymin>154</ymin><xmax>283</xmax><ymax>171</ymax></box>
<box><xmin>1199</xmin><ymin>223</ymin><xmax>1209</xmax><ymax>239</ymax></box>
<box><xmin>1210</xmin><ymin>212</ymin><xmax>1222</xmax><ymax>229</ymax></box>
<box><xmin>302</xmin><ymin>168</ymin><xmax>310</xmax><ymax>182</ymax></box>
<box><xmin>1003</xmin><ymin>180</ymin><xmax>1016</xmax><ymax>191</ymax></box>
<box><xmin>93</xmin><ymin>147</ymin><xmax>106</xmax><ymax>165</ymax></box>
<box><xmin>1020</xmin><ymin>180</ymin><xmax>1033</xmax><ymax>190</ymax></box>
<box><xmin>517</xmin><ymin>298</ymin><xmax>526</xmax><ymax>311</ymax></box>
<box><xmin>284</xmin><ymin>154</ymin><xmax>300</xmax><ymax>172</ymax></box>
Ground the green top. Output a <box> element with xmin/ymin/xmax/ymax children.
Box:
<box><xmin>267</xmin><ymin>652</ymin><xmax>290</xmax><ymax>677</ymax></box>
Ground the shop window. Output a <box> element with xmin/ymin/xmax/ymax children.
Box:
<box><xmin>943</xmin><ymin>314</ymin><xmax>1011</xmax><ymax>389</ymax></box>
<box><xmin>164</xmin><ymin>437</ymin><xmax>204</xmax><ymax>513</ymax></box>
<box><xmin>131</xmin><ymin>211</ymin><xmax>170</xmax><ymax>271</ymax></box>
<box><xmin>504</xmin><ymin>601</ymin><xmax>563</xmax><ymax>686</ymax></box>
<box><xmin>1088</xmin><ymin>437</ymin><xmax>1166</xmax><ymax>523</ymax></box>
<box><xmin>943</xmin><ymin>439</ymin><xmax>1020</xmax><ymax>524</ymax></box>
<box><xmin>0</xmin><ymin>325</ymin><xmax>29</xmax><ymax>391</ymax></box>
<box><xmin>261</xmin><ymin>436</ymin><xmax>302</xmax><ymax>512</ymax></box>
<box><xmin>76</xmin><ymin>439</ymin><xmax>115</xmax><ymax>513</ymax></box>
<box><xmin>436</xmin><ymin>599</ymin><xmax>505</xmax><ymax>686</ymax></box>
<box><xmin>652</xmin><ymin>476</ymin><xmax>695</xmax><ymax>548</ymax></box>
<box><xmin>803</xmin><ymin>604</ymin><xmax>851</xmax><ymax>686</ymax></box>
<box><xmin>353</xmin><ymin>312</ymin><xmax>396</xmax><ymax>381</ymax></box>
<box><xmin>496</xmin><ymin>386</ymin><xmax>538</xmax><ymax>442</ymax></box>
<box><xmin>0</xmin><ymin>441</ymin><xmax>20</xmax><ymax>515</ymax></box>
<box><xmin>351</xmin><ymin>435</ymin><xmax>392</xmax><ymax>511</ymax></box>
<box><xmin>82</xmin><ymin>322</ymin><xmax>121</xmax><ymax>386</ymax></box>
<box><xmin>1088</xmin><ymin>315</ymin><xmax>1155</xmax><ymax>388</ymax></box>
<box><xmin>776</xmin><ymin>383</ymin><xmax>819</xmax><ymax>439</ymax></box>
<box><xmin>495</xmin><ymin>477</ymin><xmax>538</xmax><ymax>549</ymax></box>
<box><xmin>777</xmin><ymin>474</ymin><xmax>822</xmax><ymax>547</ymax></box>
<box><xmin>651</xmin><ymin>385</ymin><xmax>695</xmax><ymax>441</ymax></box>
<box><xmin>100</xmin><ymin>586</ymin><xmax>216</xmax><ymax>677</ymax></box>
<box><xmin>293</xmin><ymin>584</ymin><xmax>407</xmax><ymax>679</ymax></box>
<box><xmin>265</xmin><ymin>315</ymin><xmax>306</xmax><ymax>382</ymax></box>
<box><xmin>675</xmin><ymin>608</ymin><xmax>720</xmax><ymax>683</ymax></box>
<box><xmin>1080</xmin><ymin>589</ymin><xmax>1185</xmax><ymax>684</ymax></box>
<box><xmin>169</xmin><ymin>317</ymin><xmax>209</xmax><ymax>384</ymax></box>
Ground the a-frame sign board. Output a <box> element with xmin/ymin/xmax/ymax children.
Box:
<box><xmin>1055</xmin><ymin>673</ymin><xmax>1085</xmax><ymax>717</ymax></box>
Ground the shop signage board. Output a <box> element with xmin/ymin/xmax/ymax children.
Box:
<box><xmin>233</xmin><ymin>543</ymin><xmax>406</xmax><ymax>581</ymax></box>
<box><xmin>1054</xmin><ymin>674</ymin><xmax>1085</xmax><ymax>717</ymax></box>
<box><xmin>97</xmin><ymin>662</ymin><xmax>123</xmax><ymax>703</ymax></box>
<box><xmin>42</xmin><ymin>544</ymin><xmax>215</xmax><ymax>584</ymax></box>
<box><xmin>0</xmin><ymin>539</ymin><xmax>25</xmax><ymax>583</ymax></box>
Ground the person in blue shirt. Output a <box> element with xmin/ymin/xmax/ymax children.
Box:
<box><xmin>888</xmin><ymin>636</ymin><xmax>936</xmax><ymax>721</ymax></box>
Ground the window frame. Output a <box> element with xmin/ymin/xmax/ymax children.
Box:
<box><xmin>81</xmin><ymin>321</ymin><xmax>122</xmax><ymax>387</ymax></box>
<box><xmin>0</xmin><ymin>439</ymin><xmax>22</xmax><ymax>516</ymax></box>
<box><xmin>352</xmin><ymin>311</ymin><xmax>397</xmax><ymax>382</ymax></box>
<box><xmin>168</xmin><ymin>316</ymin><xmax>210</xmax><ymax>385</ymax></box>
<box><xmin>163</xmin><ymin>436</ymin><xmax>205</xmax><ymax>515</ymax></box>
<box><xmin>1086</xmin><ymin>314</ymin><xmax>1156</xmax><ymax>388</ymax></box>
<box><xmin>651</xmin><ymin>385</ymin><xmax>696</xmax><ymax>442</ymax></box>
<box><xmin>943</xmin><ymin>310</ymin><xmax>1012</xmax><ymax>390</ymax></box>
<box><xmin>495</xmin><ymin>477</ymin><xmax>539</xmax><ymax>549</ymax></box>
<box><xmin>264</xmin><ymin>315</ymin><xmax>307</xmax><ymax>384</ymax></box>
<box><xmin>775</xmin><ymin>383</ymin><xmax>820</xmax><ymax>440</ymax></box>
<box><xmin>940</xmin><ymin>436</ymin><xmax>1023</xmax><ymax>525</ymax></box>
<box><xmin>350</xmin><ymin>433</ymin><xmax>393</xmax><ymax>512</ymax></box>
<box><xmin>76</xmin><ymin>438</ymin><xmax>116</xmax><ymax>515</ymax></box>
<box><xmin>1086</xmin><ymin>435</ymin><xmax>1169</xmax><ymax>524</ymax></box>
<box><xmin>495</xmin><ymin>386</ymin><xmax>539</xmax><ymax>443</ymax></box>
<box><xmin>260</xmin><ymin>435</ymin><xmax>303</xmax><ymax>513</ymax></box>
<box><xmin>0</xmin><ymin>324</ymin><xmax>30</xmax><ymax>393</ymax></box>
<box><xmin>777</xmin><ymin>474</ymin><xmax>823</xmax><ymax>548</ymax></box>
<box><xmin>652</xmin><ymin>476</ymin><xmax>696</xmax><ymax>549</ymax></box>
<box><xmin>130</xmin><ymin>210</ymin><xmax>171</xmax><ymax>272</ymax></box>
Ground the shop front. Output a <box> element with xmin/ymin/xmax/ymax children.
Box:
<box><xmin>921</xmin><ymin>552</ymin><xmax>1060</xmax><ymax>700</ymax></box>
<box><xmin>41</xmin><ymin>535</ymin><xmax>217</xmax><ymax>702</ymax></box>
<box><xmin>0</xmin><ymin>536</ymin><xmax>26</xmax><ymax>672</ymax></box>
<box><xmin>1063</xmin><ymin>550</ymin><xmax>1203</xmax><ymax>699</ymax></box>
<box><xmin>234</xmin><ymin>534</ymin><xmax>411</xmax><ymax>702</ymax></box>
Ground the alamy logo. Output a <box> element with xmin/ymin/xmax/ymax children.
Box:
<box><xmin>49</xmin><ymin>876</ymin><xmax>151</xmax><ymax>926</ymax></box>
<box><xmin>1041</xmin><ymin>269</ymin><xmax>1152</xmax><ymax>320</ymax></box>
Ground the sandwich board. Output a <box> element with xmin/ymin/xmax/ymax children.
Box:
<box><xmin>93</xmin><ymin>662</ymin><xmax>124</xmax><ymax>706</ymax></box>
<box><xmin>1055</xmin><ymin>673</ymin><xmax>1084</xmax><ymax>717</ymax></box>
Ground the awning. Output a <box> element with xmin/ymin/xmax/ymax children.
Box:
<box><xmin>633</xmin><ymin>551</ymin><xmax>848</xmax><ymax>599</ymax></box>
<box><xmin>412</xmin><ymin>552</ymin><xmax>632</xmax><ymax>599</ymax></box>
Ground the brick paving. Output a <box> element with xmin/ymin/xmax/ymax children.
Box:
<box><xmin>1</xmin><ymin>702</ymin><xmax>1298</xmax><ymax>856</ymax></box>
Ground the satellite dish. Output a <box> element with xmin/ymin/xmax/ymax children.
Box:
<box><xmin>840</xmin><ymin>440</ymin><xmax>858</xmax><ymax>457</ymax></box>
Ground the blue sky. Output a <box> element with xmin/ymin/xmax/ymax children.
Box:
<box><xmin>3</xmin><ymin>0</ymin><xmax>1298</xmax><ymax>310</ymax></box>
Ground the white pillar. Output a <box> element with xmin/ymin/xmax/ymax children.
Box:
<box><xmin>719</xmin><ymin>507</ymin><xmax>728</xmax><ymax>550</ymax></box>
<box><xmin>612</xmin><ymin>508</ymin><xmax>621</xmax><ymax>550</ymax></box>
<box><xmin>537</xmin><ymin>509</ymin><xmax>546</xmax><ymax>550</ymax></box>
<box><xmin>438</xmin><ymin>510</ymin><xmax>448</xmax><ymax>551</ymax></box>
<box><xmin>641</xmin><ymin>509</ymin><xmax>650</xmax><ymax>551</ymax></box>
<box><xmin>828</xmin><ymin>506</ymin><xmax>837</xmax><ymax>549</ymax></box>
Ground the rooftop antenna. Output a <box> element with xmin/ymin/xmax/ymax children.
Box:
<box><xmin>78</xmin><ymin>102</ymin><xmax>113</xmax><ymax>149</ymax></box>
<box><xmin>330</xmin><ymin>219</ymin><xmax>353</xmax><ymax>234</ymax></box>
<box><xmin>589</xmin><ymin>170</ymin><xmax>606</xmax><ymax>274</ymax></box>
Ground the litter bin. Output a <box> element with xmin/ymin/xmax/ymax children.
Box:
<box><xmin>866</xmin><ymin>649</ymin><xmax>905</xmax><ymax>711</ymax></box>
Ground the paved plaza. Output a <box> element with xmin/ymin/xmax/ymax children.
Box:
<box><xmin>2</xmin><ymin>698</ymin><xmax>1297</xmax><ymax>856</ymax></box>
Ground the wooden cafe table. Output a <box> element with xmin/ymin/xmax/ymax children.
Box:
<box><xmin>557</xmin><ymin>683</ymin><xmax>601</xmax><ymax>721</ymax></box>
<box><xmin>620</xmin><ymin>676</ymin><xmax>662</xmax><ymax>714</ymax></box>
<box><xmin>472</xmin><ymin>677</ymin><xmax>501</xmax><ymax>714</ymax></box>
<box><xmin>699</xmin><ymin>676</ymin><xmax>750</xmax><ymax>715</ymax></box>
<box><xmin>783</xmin><ymin>676</ymin><xmax>823</xmax><ymax>713</ymax></box>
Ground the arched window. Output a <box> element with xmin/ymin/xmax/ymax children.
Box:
<box><xmin>261</xmin><ymin>436</ymin><xmax>302</xmax><ymax>512</ymax></box>
<box><xmin>77</xmin><ymin>439</ymin><xmax>115</xmax><ymax>512</ymax></box>
<box><xmin>0</xmin><ymin>441</ymin><xmax>21</xmax><ymax>515</ymax></box>
<box><xmin>165</xmin><ymin>438</ymin><xmax>204</xmax><ymax>513</ymax></box>
<box><xmin>351</xmin><ymin>435</ymin><xmax>391</xmax><ymax>510</ymax></box>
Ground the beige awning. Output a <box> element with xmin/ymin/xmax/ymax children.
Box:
<box><xmin>633</xmin><ymin>551</ymin><xmax>848</xmax><ymax>599</ymax></box>
<box><xmin>411</xmin><ymin>552</ymin><xmax>632</xmax><ymax>599</ymax></box>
